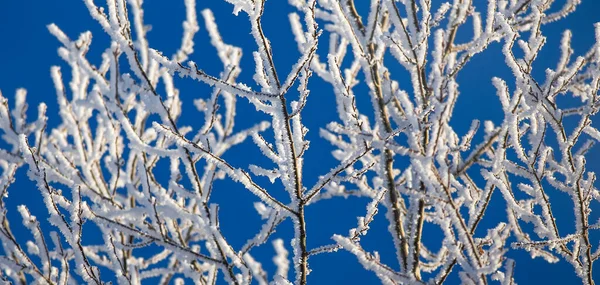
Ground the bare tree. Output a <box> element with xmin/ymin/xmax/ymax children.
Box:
<box><xmin>0</xmin><ymin>0</ymin><xmax>598</xmax><ymax>284</ymax></box>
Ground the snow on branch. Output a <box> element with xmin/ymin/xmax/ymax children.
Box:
<box><xmin>0</xmin><ymin>0</ymin><xmax>598</xmax><ymax>284</ymax></box>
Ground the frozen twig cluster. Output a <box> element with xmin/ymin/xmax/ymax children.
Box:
<box><xmin>0</xmin><ymin>0</ymin><xmax>599</xmax><ymax>284</ymax></box>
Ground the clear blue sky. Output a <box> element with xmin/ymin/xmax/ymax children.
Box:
<box><xmin>1</xmin><ymin>0</ymin><xmax>599</xmax><ymax>284</ymax></box>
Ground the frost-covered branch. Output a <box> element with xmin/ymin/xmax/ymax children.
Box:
<box><xmin>0</xmin><ymin>0</ymin><xmax>598</xmax><ymax>284</ymax></box>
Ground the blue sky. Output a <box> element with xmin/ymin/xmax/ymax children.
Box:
<box><xmin>1</xmin><ymin>0</ymin><xmax>600</xmax><ymax>284</ymax></box>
